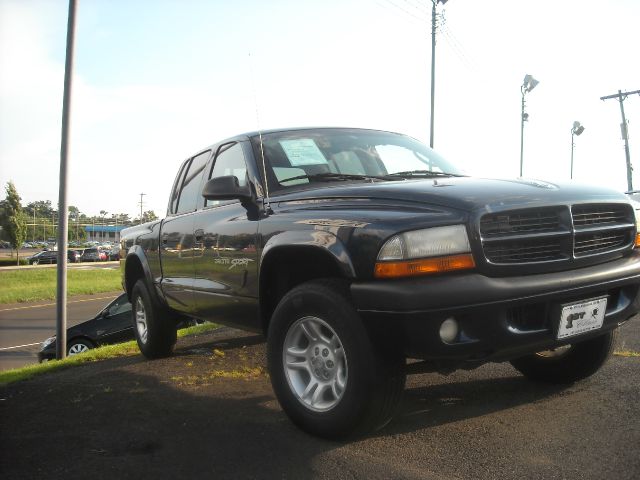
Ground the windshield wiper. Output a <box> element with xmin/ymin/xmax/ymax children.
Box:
<box><xmin>279</xmin><ymin>172</ymin><xmax>392</xmax><ymax>184</ymax></box>
<box><xmin>387</xmin><ymin>170</ymin><xmax>463</xmax><ymax>178</ymax></box>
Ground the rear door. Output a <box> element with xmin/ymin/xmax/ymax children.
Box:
<box><xmin>160</xmin><ymin>150</ymin><xmax>211</xmax><ymax>314</ymax></box>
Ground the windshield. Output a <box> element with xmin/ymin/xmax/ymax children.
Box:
<box><xmin>252</xmin><ymin>129</ymin><xmax>462</xmax><ymax>191</ymax></box>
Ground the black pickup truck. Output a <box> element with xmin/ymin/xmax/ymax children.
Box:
<box><xmin>120</xmin><ymin>127</ymin><xmax>640</xmax><ymax>438</ymax></box>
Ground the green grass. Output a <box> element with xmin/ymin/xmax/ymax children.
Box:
<box><xmin>0</xmin><ymin>323</ymin><xmax>220</xmax><ymax>386</ymax></box>
<box><xmin>0</xmin><ymin>268</ymin><xmax>122</xmax><ymax>304</ymax></box>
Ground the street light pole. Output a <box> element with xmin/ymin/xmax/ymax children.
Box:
<box><xmin>570</xmin><ymin>121</ymin><xmax>585</xmax><ymax>179</ymax></box>
<box><xmin>519</xmin><ymin>74</ymin><xmax>539</xmax><ymax>177</ymax></box>
<box><xmin>520</xmin><ymin>86</ymin><xmax>526</xmax><ymax>177</ymax></box>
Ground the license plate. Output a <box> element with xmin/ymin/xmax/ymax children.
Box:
<box><xmin>557</xmin><ymin>297</ymin><xmax>607</xmax><ymax>340</ymax></box>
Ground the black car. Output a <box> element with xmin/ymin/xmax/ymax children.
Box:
<box><xmin>28</xmin><ymin>250</ymin><xmax>82</xmax><ymax>265</ymax></box>
<box><xmin>38</xmin><ymin>293</ymin><xmax>201</xmax><ymax>361</ymax></box>
<box><xmin>39</xmin><ymin>294</ymin><xmax>134</xmax><ymax>361</ymax></box>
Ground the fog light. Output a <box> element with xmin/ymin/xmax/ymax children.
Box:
<box><xmin>439</xmin><ymin>317</ymin><xmax>459</xmax><ymax>343</ymax></box>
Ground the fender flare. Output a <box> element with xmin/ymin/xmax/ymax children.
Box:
<box><xmin>259</xmin><ymin>229</ymin><xmax>356</xmax><ymax>280</ymax></box>
<box><xmin>124</xmin><ymin>245</ymin><xmax>167</xmax><ymax>308</ymax></box>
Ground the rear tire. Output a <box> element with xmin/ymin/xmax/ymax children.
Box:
<box><xmin>267</xmin><ymin>280</ymin><xmax>405</xmax><ymax>439</ymax></box>
<box><xmin>131</xmin><ymin>279</ymin><xmax>177</xmax><ymax>359</ymax></box>
<box><xmin>510</xmin><ymin>329</ymin><xmax>617</xmax><ymax>384</ymax></box>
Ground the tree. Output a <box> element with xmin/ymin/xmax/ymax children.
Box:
<box><xmin>25</xmin><ymin>200</ymin><xmax>54</xmax><ymax>219</ymax></box>
<box><xmin>135</xmin><ymin>210</ymin><xmax>158</xmax><ymax>224</ymax></box>
<box><xmin>2</xmin><ymin>182</ymin><xmax>27</xmax><ymax>265</ymax></box>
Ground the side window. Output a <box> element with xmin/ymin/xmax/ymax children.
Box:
<box><xmin>107</xmin><ymin>296</ymin><xmax>131</xmax><ymax>317</ymax></box>
<box><xmin>170</xmin><ymin>160</ymin><xmax>188</xmax><ymax>214</ymax></box>
<box><xmin>175</xmin><ymin>150</ymin><xmax>211</xmax><ymax>214</ymax></box>
<box><xmin>205</xmin><ymin>143</ymin><xmax>248</xmax><ymax>207</ymax></box>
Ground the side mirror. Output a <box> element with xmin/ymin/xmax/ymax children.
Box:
<box><xmin>202</xmin><ymin>175</ymin><xmax>252</xmax><ymax>201</ymax></box>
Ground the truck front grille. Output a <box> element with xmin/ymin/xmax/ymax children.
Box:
<box><xmin>480</xmin><ymin>203</ymin><xmax>635</xmax><ymax>265</ymax></box>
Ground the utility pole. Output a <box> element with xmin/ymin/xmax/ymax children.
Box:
<box><xmin>600</xmin><ymin>89</ymin><xmax>640</xmax><ymax>192</ymax></box>
<box><xmin>139</xmin><ymin>193</ymin><xmax>146</xmax><ymax>225</ymax></box>
<box><xmin>430</xmin><ymin>0</ymin><xmax>448</xmax><ymax>148</ymax></box>
<box><xmin>56</xmin><ymin>0</ymin><xmax>77</xmax><ymax>361</ymax></box>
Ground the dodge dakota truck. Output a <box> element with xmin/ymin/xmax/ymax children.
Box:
<box><xmin>120</xmin><ymin>127</ymin><xmax>640</xmax><ymax>438</ymax></box>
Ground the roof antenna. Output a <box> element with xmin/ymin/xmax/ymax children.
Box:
<box><xmin>249</xmin><ymin>52</ymin><xmax>272</xmax><ymax>215</ymax></box>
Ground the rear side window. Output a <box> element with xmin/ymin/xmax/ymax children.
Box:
<box><xmin>170</xmin><ymin>161</ymin><xmax>188</xmax><ymax>214</ymax></box>
<box><xmin>175</xmin><ymin>150</ymin><xmax>211</xmax><ymax>214</ymax></box>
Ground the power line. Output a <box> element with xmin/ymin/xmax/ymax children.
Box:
<box><xmin>382</xmin><ymin>0</ymin><xmax>429</xmax><ymax>22</ymax></box>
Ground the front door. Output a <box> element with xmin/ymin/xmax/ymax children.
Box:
<box><xmin>192</xmin><ymin>142</ymin><xmax>260</xmax><ymax>330</ymax></box>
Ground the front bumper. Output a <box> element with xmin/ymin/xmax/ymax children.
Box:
<box><xmin>351</xmin><ymin>252</ymin><xmax>640</xmax><ymax>362</ymax></box>
<box><xmin>38</xmin><ymin>347</ymin><xmax>56</xmax><ymax>363</ymax></box>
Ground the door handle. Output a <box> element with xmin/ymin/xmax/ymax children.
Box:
<box><xmin>161</xmin><ymin>233</ymin><xmax>169</xmax><ymax>245</ymax></box>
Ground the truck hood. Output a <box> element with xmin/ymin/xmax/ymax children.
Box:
<box><xmin>276</xmin><ymin>177</ymin><xmax>630</xmax><ymax>213</ymax></box>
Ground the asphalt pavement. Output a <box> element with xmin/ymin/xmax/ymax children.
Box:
<box><xmin>1</xmin><ymin>319</ymin><xmax>638</xmax><ymax>479</ymax></box>
<box><xmin>0</xmin><ymin>292</ymin><xmax>121</xmax><ymax>370</ymax></box>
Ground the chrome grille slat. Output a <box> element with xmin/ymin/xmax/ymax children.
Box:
<box><xmin>481</xmin><ymin>203</ymin><xmax>634</xmax><ymax>265</ymax></box>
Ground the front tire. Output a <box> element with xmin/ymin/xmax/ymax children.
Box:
<box><xmin>510</xmin><ymin>329</ymin><xmax>618</xmax><ymax>384</ymax></box>
<box><xmin>267</xmin><ymin>280</ymin><xmax>405</xmax><ymax>439</ymax></box>
<box><xmin>131</xmin><ymin>279</ymin><xmax>177</xmax><ymax>359</ymax></box>
<box><xmin>67</xmin><ymin>339</ymin><xmax>93</xmax><ymax>356</ymax></box>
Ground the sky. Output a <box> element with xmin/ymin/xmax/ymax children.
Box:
<box><xmin>1</xmin><ymin>0</ymin><xmax>639</xmax><ymax>219</ymax></box>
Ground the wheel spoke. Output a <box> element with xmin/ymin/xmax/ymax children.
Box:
<box><xmin>331</xmin><ymin>377</ymin><xmax>341</xmax><ymax>398</ymax></box>
<box><xmin>307</xmin><ymin>320</ymin><xmax>331</xmax><ymax>344</ymax></box>
<box><xmin>336</xmin><ymin>365</ymin><xmax>347</xmax><ymax>390</ymax></box>
<box><xmin>301</xmin><ymin>379</ymin><xmax>319</xmax><ymax>400</ymax></box>
<box><xmin>286</xmin><ymin>346</ymin><xmax>307</xmax><ymax>358</ymax></box>
<box><xmin>311</xmin><ymin>383</ymin><xmax>330</xmax><ymax>406</ymax></box>
<box><xmin>299</xmin><ymin>322</ymin><xmax>317</xmax><ymax>342</ymax></box>
<box><xmin>286</xmin><ymin>358</ymin><xmax>309</xmax><ymax>371</ymax></box>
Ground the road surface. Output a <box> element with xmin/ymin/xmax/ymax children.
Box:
<box><xmin>1</xmin><ymin>320</ymin><xmax>638</xmax><ymax>479</ymax></box>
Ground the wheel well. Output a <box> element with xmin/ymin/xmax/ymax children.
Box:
<box><xmin>259</xmin><ymin>246</ymin><xmax>347</xmax><ymax>334</ymax></box>
<box><xmin>124</xmin><ymin>255</ymin><xmax>145</xmax><ymax>301</ymax></box>
<box><xmin>68</xmin><ymin>336</ymin><xmax>95</xmax><ymax>348</ymax></box>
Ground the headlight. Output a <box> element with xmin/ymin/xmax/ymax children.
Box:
<box><xmin>634</xmin><ymin>206</ymin><xmax>640</xmax><ymax>248</ymax></box>
<box><xmin>41</xmin><ymin>336</ymin><xmax>56</xmax><ymax>349</ymax></box>
<box><xmin>375</xmin><ymin>225</ymin><xmax>475</xmax><ymax>278</ymax></box>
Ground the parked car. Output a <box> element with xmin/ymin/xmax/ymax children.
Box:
<box><xmin>68</xmin><ymin>250</ymin><xmax>82</xmax><ymax>263</ymax></box>
<box><xmin>28</xmin><ymin>250</ymin><xmax>82</xmax><ymax>265</ymax></box>
<box><xmin>27</xmin><ymin>251</ymin><xmax>46</xmax><ymax>264</ymax></box>
<box><xmin>107</xmin><ymin>248</ymin><xmax>120</xmax><ymax>261</ymax></box>
<box><xmin>38</xmin><ymin>293</ymin><xmax>202</xmax><ymax>361</ymax></box>
<box><xmin>81</xmin><ymin>247</ymin><xmax>102</xmax><ymax>262</ymax></box>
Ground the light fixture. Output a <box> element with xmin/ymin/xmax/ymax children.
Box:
<box><xmin>571</xmin><ymin>121</ymin><xmax>585</xmax><ymax>179</ymax></box>
<box><xmin>522</xmin><ymin>74</ymin><xmax>539</xmax><ymax>93</ymax></box>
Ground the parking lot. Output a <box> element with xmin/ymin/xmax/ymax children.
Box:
<box><xmin>1</xmin><ymin>320</ymin><xmax>638</xmax><ymax>479</ymax></box>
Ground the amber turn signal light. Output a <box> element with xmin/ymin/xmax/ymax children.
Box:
<box><xmin>374</xmin><ymin>253</ymin><xmax>476</xmax><ymax>279</ymax></box>
<box><xmin>635</xmin><ymin>233</ymin><xmax>640</xmax><ymax>248</ymax></box>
